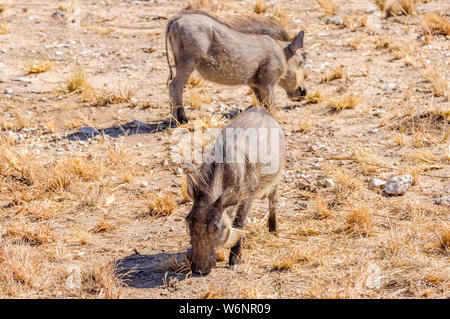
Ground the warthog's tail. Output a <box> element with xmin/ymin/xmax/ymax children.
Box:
<box><xmin>165</xmin><ymin>18</ymin><xmax>175</xmax><ymax>86</ymax></box>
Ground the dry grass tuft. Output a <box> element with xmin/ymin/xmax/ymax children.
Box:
<box><xmin>271</xmin><ymin>250</ymin><xmax>310</xmax><ymax>271</ymax></box>
<box><xmin>421</xmin><ymin>13</ymin><xmax>450</xmax><ymax>36</ymax></box>
<box><xmin>185</xmin><ymin>88</ymin><xmax>213</xmax><ymax>110</ymax></box>
<box><xmin>140</xmin><ymin>192</ymin><xmax>177</xmax><ymax>217</ymax></box>
<box><xmin>346</xmin><ymin>205</ymin><xmax>373</xmax><ymax>236</ymax></box>
<box><xmin>316</xmin><ymin>0</ymin><xmax>338</xmax><ymax>15</ymax></box>
<box><xmin>253</xmin><ymin>0</ymin><xmax>268</xmax><ymax>14</ymax></box>
<box><xmin>199</xmin><ymin>284</ymin><xmax>226</xmax><ymax>299</ymax></box>
<box><xmin>4</xmin><ymin>224</ymin><xmax>55</xmax><ymax>246</ymax></box>
<box><xmin>158</xmin><ymin>254</ymin><xmax>191</xmax><ymax>274</ymax></box>
<box><xmin>306</xmin><ymin>89</ymin><xmax>328</xmax><ymax>104</ymax></box>
<box><xmin>0</xmin><ymin>22</ymin><xmax>9</xmax><ymax>34</ymax></box>
<box><xmin>421</xmin><ymin>67</ymin><xmax>448</xmax><ymax>97</ymax></box>
<box><xmin>91</xmin><ymin>217</ymin><xmax>116</xmax><ymax>233</ymax></box>
<box><xmin>377</xmin><ymin>0</ymin><xmax>415</xmax><ymax>16</ymax></box>
<box><xmin>321</xmin><ymin>66</ymin><xmax>344</xmax><ymax>83</ymax></box>
<box><xmin>328</xmin><ymin>93</ymin><xmax>362</xmax><ymax>111</ymax></box>
<box><xmin>436</xmin><ymin>229</ymin><xmax>450</xmax><ymax>253</ymax></box>
<box><xmin>82</xmin><ymin>261</ymin><xmax>123</xmax><ymax>298</ymax></box>
<box><xmin>65</xmin><ymin>68</ymin><xmax>95</xmax><ymax>100</ymax></box>
<box><xmin>23</xmin><ymin>57</ymin><xmax>55</xmax><ymax>74</ymax></box>
<box><xmin>187</xmin><ymin>75</ymin><xmax>204</xmax><ymax>88</ymax></box>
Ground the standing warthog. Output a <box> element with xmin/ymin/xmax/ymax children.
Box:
<box><xmin>184</xmin><ymin>106</ymin><xmax>286</xmax><ymax>275</ymax></box>
<box><xmin>165</xmin><ymin>11</ymin><xmax>307</xmax><ymax>123</ymax></box>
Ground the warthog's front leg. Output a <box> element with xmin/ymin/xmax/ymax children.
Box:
<box><xmin>169</xmin><ymin>61</ymin><xmax>196</xmax><ymax>124</ymax></box>
<box><xmin>251</xmin><ymin>85</ymin><xmax>275</xmax><ymax>112</ymax></box>
<box><xmin>268</xmin><ymin>186</ymin><xmax>278</xmax><ymax>233</ymax></box>
<box><xmin>228</xmin><ymin>196</ymin><xmax>254</xmax><ymax>270</ymax></box>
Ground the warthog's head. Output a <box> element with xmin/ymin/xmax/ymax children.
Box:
<box><xmin>279</xmin><ymin>30</ymin><xmax>307</xmax><ymax>101</ymax></box>
<box><xmin>185</xmin><ymin>175</ymin><xmax>245</xmax><ymax>275</ymax></box>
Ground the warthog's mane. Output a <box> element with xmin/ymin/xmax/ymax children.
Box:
<box><xmin>180</xmin><ymin>10</ymin><xmax>291</xmax><ymax>42</ymax></box>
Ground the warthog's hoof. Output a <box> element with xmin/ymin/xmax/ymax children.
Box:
<box><xmin>229</xmin><ymin>264</ymin><xmax>239</xmax><ymax>271</ymax></box>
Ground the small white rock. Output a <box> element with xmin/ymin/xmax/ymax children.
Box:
<box><xmin>369</xmin><ymin>178</ymin><xmax>386</xmax><ymax>190</ymax></box>
<box><xmin>384</xmin><ymin>175</ymin><xmax>413</xmax><ymax>195</ymax></box>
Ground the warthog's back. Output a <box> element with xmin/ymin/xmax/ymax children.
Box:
<box><xmin>203</xmin><ymin>107</ymin><xmax>286</xmax><ymax>200</ymax></box>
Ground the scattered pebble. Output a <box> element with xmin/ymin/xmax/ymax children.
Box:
<box><xmin>384</xmin><ymin>175</ymin><xmax>413</xmax><ymax>195</ymax></box>
<box><xmin>325</xmin><ymin>16</ymin><xmax>343</xmax><ymax>26</ymax></box>
<box><xmin>369</xmin><ymin>177</ymin><xmax>386</xmax><ymax>190</ymax></box>
<box><xmin>434</xmin><ymin>196</ymin><xmax>450</xmax><ymax>207</ymax></box>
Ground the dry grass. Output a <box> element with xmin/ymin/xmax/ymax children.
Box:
<box><xmin>253</xmin><ymin>0</ymin><xmax>268</xmax><ymax>14</ymax></box>
<box><xmin>4</xmin><ymin>224</ymin><xmax>55</xmax><ymax>246</ymax></box>
<box><xmin>376</xmin><ymin>0</ymin><xmax>416</xmax><ymax>16</ymax></box>
<box><xmin>0</xmin><ymin>22</ymin><xmax>9</xmax><ymax>34</ymax></box>
<box><xmin>199</xmin><ymin>284</ymin><xmax>226</xmax><ymax>299</ymax></box>
<box><xmin>305</xmin><ymin>89</ymin><xmax>328</xmax><ymax>104</ymax></box>
<box><xmin>321</xmin><ymin>66</ymin><xmax>345</xmax><ymax>83</ymax></box>
<box><xmin>140</xmin><ymin>192</ymin><xmax>177</xmax><ymax>217</ymax></box>
<box><xmin>65</xmin><ymin>68</ymin><xmax>95</xmax><ymax>100</ymax></box>
<box><xmin>82</xmin><ymin>261</ymin><xmax>123</xmax><ymax>298</ymax></box>
<box><xmin>316</xmin><ymin>0</ymin><xmax>338</xmax><ymax>15</ymax></box>
<box><xmin>345</xmin><ymin>205</ymin><xmax>373</xmax><ymax>236</ymax></box>
<box><xmin>23</xmin><ymin>58</ymin><xmax>55</xmax><ymax>74</ymax></box>
<box><xmin>91</xmin><ymin>217</ymin><xmax>116</xmax><ymax>233</ymax></box>
<box><xmin>328</xmin><ymin>93</ymin><xmax>362</xmax><ymax>111</ymax></box>
<box><xmin>271</xmin><ymin>250</ymin><xmax>310</xmax><ymax>271</ymax></box>
<box><xmin>421</xmin><ymin>13</ymin><xmax>450</xmax><ymax>36</ymax></box>
<box><xmin>421</xmin><ymin>67</ymin><xmax>448</xmax><ymax>97</ymax></box>
<box><xmin>185</xmin><ymin>88</ymin><xmax>213</xmax><ymax>110</ymax></box>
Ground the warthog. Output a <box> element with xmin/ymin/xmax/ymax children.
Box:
<box><xmin>184</xmin><ymin>106</ymin><xmax>286</xmax><ymax>275</ymax></box>
<box><xmin>165</xmin><ymin>11</ymin><xmax>307</xmax><ymax>123</ymax></box>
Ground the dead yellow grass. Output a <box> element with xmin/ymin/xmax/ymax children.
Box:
<box><xmin>306</xmin><ymin>89</ymin><xmax>328</xmax><ymax>104</ymax></box>
<box><xmin>421</xmin><ymin>67</ymin><xmax>448</xmax><ymax>97</ymax></box>
<box><xmin>321</xmin><ymin>66</ymin><xmax>344</xmax><ymax>83</ymax></box>
<box><xmin>91</xmin><ymin>217</ymin><xmax>116</xmax><ymax>233</ymax></box>
<box><xmin>328</xmin><ymin>93</ymin><xmax>362</xmax><ymax>111</ymax></box>
<box><xmin>199</xmin><ymin>284</ymin><xmax>226</xmax><ymax>299</ymax></box>
<box><xmin>377</xmin><ymin>0</ymin><xmax>416</xmax><ymax>16</ymax></box>
<box><xmin>23</xmin><ymin>58</ymin><xmax>55</xmax><ymax>74</ymax></box>
<box><xmin>5</xmin><ymin>224</ymin><xmax>55</xmax><ymax>245</ymax></box>
<box><xmin>185</xmin><ymin>88</ymin><xmax>213</xmax><ymax>110</ymax></box>
<box><xmin>82</xmin><ymin>261</ymin><xmax>123</xmax><ymax>298</ymax></box>
<box><xmin>271</xmin><ymin>250</ymin><xmax>310</xmax><ymax>271</ymax></box>
<box><xmin>316</xmin><ymin>0</ymin><xmax>338</xmax><ymax>15</ymax></box>
<box><xmin>0</xmin><ymin>22</ymin><xmax>9</xmax><ymax>34</ymax></box>
<box><xmin>421</xmin><ymin>13</ymin><xmax>450</xmax><ymax>36</ymax></box>
<box><xmin>345</xmin><ymin>205</ymin><xmax>373</xmax><ymax>236</ymax></box>
<box><xmin>253</xmin><ymin>0</ymin><xmax>268</xmax><ymax>14</ymax></box>
<box><xmin>140</xmin><ymin>192</ymin><xmax>177</xmax><ymax>217</ymax></box>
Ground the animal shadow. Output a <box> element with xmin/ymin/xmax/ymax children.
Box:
<box><xmin>66</xmin><ymin>119</ymin><xmax>172</xmax><ymax>141</ymax></box>
<box><xmin>115</xmin><ymin>251</ymin><xmax>191</xmax><ymax>289</ymax></box>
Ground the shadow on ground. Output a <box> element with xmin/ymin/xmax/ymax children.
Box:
<box><xmin>115</xmin><ymin>251</ymin><xmax>190</xmax><ymax>289</ymax></box>
<box><xmin>65</xmin><ymin>109</ymin><xmax>247</xmax><ymax>141</ymax></box>
<box><xmin>66</xmin><ymin>119</ymin><xmax>172</xmax><ymax>141</ymax></box>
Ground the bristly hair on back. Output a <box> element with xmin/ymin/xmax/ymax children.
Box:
<box><xmin>181</xmin><ymin>10</ymin><xmax>291</xmax><ymax>42</ymax></box>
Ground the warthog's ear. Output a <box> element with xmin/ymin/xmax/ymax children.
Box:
<box><xmin>214</xmin><ymin>185</ymin><xmax>240</xmax><ymax>209</ymax></box>
<box><xmin>186</xmin><ymin>174</ymin><xmax>195</xmax><ymax>199</ymax></box>
<box><xmin>223</xmin><ymin>227</ymin><xmax>248</xmax><ymax>248</ymax></box>
<box><xmin>285</xmin><ymin>31</ymin><xmax>304</xmax><ymax>59</ymax></box>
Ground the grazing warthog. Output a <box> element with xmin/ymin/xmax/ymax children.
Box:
<box><xmin>184</xmin><ymin>106</ymin><xmax>286</xmax><ymax>275</ymax></box>
<box><xmin>165</xmin><ymin>11</ymin><xmax>307</xmax><ymax>123</ymax></box>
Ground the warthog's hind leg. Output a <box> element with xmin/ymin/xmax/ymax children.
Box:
<box><xmin>169</xmin><ymin>61</ymin><xmax>196</xmax><ymax>124</ymax></box>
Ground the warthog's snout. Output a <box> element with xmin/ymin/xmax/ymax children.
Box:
<box><xmin>287</xmin><ymin>85</ymin><xmax>307</xmax><ymax>101</ymax></box>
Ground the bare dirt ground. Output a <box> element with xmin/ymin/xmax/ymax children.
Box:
<box><xmin>0</xmin><ymin>0</ymin><xmax>448</xmax><ymax>298</ymax></box>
